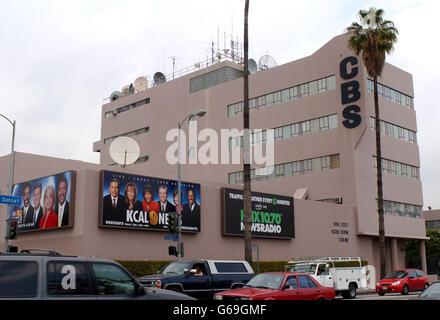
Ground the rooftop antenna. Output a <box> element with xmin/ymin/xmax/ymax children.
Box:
<box><xmin>169</xmin><ymin>56</ymin><xmax>178</xmax><ymax>79</ymax></box>
<box><xmin>109</xmin><ymin>137</ymin><xmax>140</xmax><ymax>169</ymax></box>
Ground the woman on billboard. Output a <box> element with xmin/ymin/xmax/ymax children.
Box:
<box><xmin>39</xmin><ymin>185</ymin><xmax>58</xmax><ymax>229</ymax></box>
<box><xmin>124</xmin><ymin>182</ymin><xmax>142</xmax><ymax>211</ymax></box>
<box><xmin>141</xmin><ymin>185</ymin><xmax>159</xmax><ymax>213</ymax></box>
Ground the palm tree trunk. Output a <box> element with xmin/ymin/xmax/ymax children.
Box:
<box><xmin>374</xmin><ymin>75</ymin><xmax>386</xmax><ymax>279</ymax></box>
<box><xmin>243</xmin><ymin>0</ymin><xmax>252</xmax><ymax>265</ymax></box>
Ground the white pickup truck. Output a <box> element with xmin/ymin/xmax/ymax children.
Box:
<box><xmin>286</xmin><ymin>257</ymin><xmax>368</xmax><ymax>299</ymax></box>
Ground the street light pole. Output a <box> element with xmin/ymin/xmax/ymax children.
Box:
<box><xmin>1</xmin><ymin>114</ymin><xmax>16</xmax><ymax>253</ymax></box>
<box><xmin>176</xmin><ymin>109</ymin><xmax>206</xmax><ymax>261</ymax></box>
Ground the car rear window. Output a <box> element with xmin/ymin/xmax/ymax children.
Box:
<box><xmin>0</xmin><ymin>261</ymin><xmax>38</xmax><ymax>298</ymax></box>
<box><xmin>416</xmin><ymin>270</ymin><xmax>425</xmax><ymax>277</ymax></box>
<box><xmin>214</xmin><ymin>262</ymin><xmax>247</xmax><ymax>273</ymax></box>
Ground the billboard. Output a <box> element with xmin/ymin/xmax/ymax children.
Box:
<box><xmin>99</xmin><ymin>170</ymin><xmax>201</xmax><ymax>232</ymax></box>
<box><xmin>221</xmin><ymin>187</ymin><xmax>294</xmax><ymax>239</ymax></box>
<box><xmin>9</xmin><ymin>171</ymin><xmax>76</xmax><ymax>232</ymax></box>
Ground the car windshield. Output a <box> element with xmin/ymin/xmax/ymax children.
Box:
<box><xmin>384</xmin><ymin>271</ymin><xmax>407</xmax><ymax>279</ymax></box>
<box><xmin>289</xmin><ymin>264</ymin><xmax>317</xmax><ymax>275</ymax></box>
<box><xmin>420</xmin><ymin>283</ymin><xmax>440</xmax><ymax>299</ymax></box>
<box><xmin>245</xmin><ymin>274</ymin><xmax>284</xmax><ymax>290</ymax></box>
<box><xmin>159</xmin><ymin>262</ymin><xmax>192</xmax><ymax>275</ymax></box>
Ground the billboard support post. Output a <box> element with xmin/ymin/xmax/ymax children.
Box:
<box><xmin>1</xmin><ymin>114</ymin><xmax>15</xmax><ymax>253</ymax></box>
<box><xmin>177</xmin><ymin>109</ymin><xmax>207</xmax><ymax>261</ymax></box>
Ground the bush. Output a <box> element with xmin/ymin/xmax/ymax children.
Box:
<box><xmin>117</xmin><ymin>260</ymin><xmax>171</xmax><ymax>278</ymax></box>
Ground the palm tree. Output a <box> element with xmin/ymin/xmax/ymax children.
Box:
<box><xmin>346</xmin><ymin>8</ymin><xmax>398</xmax><ymax>279</ymax></box>
<box><xmin>243</xmin><ymin>0</ymin><xmax>252</xmax><ymax>264</ymax></box>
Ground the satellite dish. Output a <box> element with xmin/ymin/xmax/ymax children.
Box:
<box><xmin>134</xmin><ymin>76</ymin><xmax>148</xmax><ymax>92</ymax></box>
<box><xmin>248</xmin><ymin>58</ymin><xmax>258</xmax><ymax>75</ymax></box>
<box><xmin>121</xmin><ymin>85</ymin><xmax>130</xmax><ymax>96</ymax></box>
<box><xmin>153</xmin><ymin>72</ymin><xmax>166</xmax><ymax>85</ymax></box>
<box><xmin>109</xmin><ymin>137</ymin><xmax>140</xmax><ymax>166</ymax></box>
<box><xmin>110</xmin><ymin>91</ymin><xmax>123</xmax><ymax>102</ymax></box>
<box><xmin>258</xmin><ymin>55</ymin><xmax>277</xmax><ymax>70</ymax></box>
<box><xmin>128</xmin><ymin>83</ymin><xmax>134</xmax><ymax>94</ymax></box>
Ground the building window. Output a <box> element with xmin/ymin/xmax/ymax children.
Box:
<box><xmin>104</xmin><ymin>127</ymin><xmax>149</xmax><ymax>144</ymax></box>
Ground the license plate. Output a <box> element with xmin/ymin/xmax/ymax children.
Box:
<box><xmin>382</xmin><ymin>286</ymin><xmax>387</xmax><ymax>290</ymax></box>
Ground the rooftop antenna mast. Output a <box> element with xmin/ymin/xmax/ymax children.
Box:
<box><xmin>169</xmin><ymin>56</ymin><xmax>178</xmax><ymax>79</ymax></box>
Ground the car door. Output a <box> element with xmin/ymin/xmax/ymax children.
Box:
<box><xmin>46</xmin><ymin>260</ymin><xmax>96</xmax><ymax>300</ymax></box>
<box><xmin>279</xmin><ymin>276</ymin><xmax>301</xmax><ymax>300</ymax></box>
<box><xmin>90</xmin><ymin>262</ymin><xmax>138</xmax><ymax>300</ymax></box>
<box><xmin>297</xmin><ymin>275</ymin><xmax>320</xmax><ymax>300</ymax></box>
<box><xmin>408</xmin><ymin>270</ymin><xmax>418</xmax><ymax>291</ymax></box>
<box><xmin>182</xmin><ymin>262</ymin><xmax>212</xmax><ymax>299</ymax></box>
<box><xmin>416</xmin><ymin>270</ymin><xmax>426</xmax><ymax>290</ymax></box>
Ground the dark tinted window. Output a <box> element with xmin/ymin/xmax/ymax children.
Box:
<box><xmin>298</xmin><ymin>275</ymin><xmax>317</xmax><ymax>288</ymax></box>
<box><xmin>0</xmin><ymin>261</ymin><xmax>38</xmax><ymax>298</ymax></box>
<box><xmin>92</xmin><ymin>263</ymin><xmax>135</xmax><ymax>295</ymax></box>
<box><xmin>285</xmin><ymin>277</ymin><xmax>298</xmax><ymax>289</ymax></box>
<box><xmin>214</xmin><ymin>262</ymin><xmax>247</xmax><ymax>273</ymax></box>
<box><xmin>416</xmin><ymin>270</ymin><xmax>425</xmax><ymax>277</ymax></box>
<box><xmin>409</xmin><ymin>271</ymin><xmax>417</xmax><ymax>278</ymax></box>
<box><xmin>47</xmin><ymin>262</ymin><xmax>92</xmax><ymax>295</ymax></box>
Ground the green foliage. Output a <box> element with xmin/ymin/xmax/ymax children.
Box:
<box><xmin>117</xmin><ymin>260</ymin><xmax>171</xmax><ymax>278</ymax></box>
<box><xmin>252</xmin><ymin>261</ymin><xmax>288</xmax><ymax>273</ymax></box>
<box><xmin>405</xmin><ymin>229</ymin><xmax>440</xmax><ymax>259</ymax></box>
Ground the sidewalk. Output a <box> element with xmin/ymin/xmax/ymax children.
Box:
<box><xmin>357</xmin><ymin>288</ymin><xmax>377</xmax><ymax>295</ymax></box>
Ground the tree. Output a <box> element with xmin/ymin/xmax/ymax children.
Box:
<box><xmin>406</xmin><ymin>230</ymin><xmax>440</xmax><ymax>259</ymax></box>
<box><xmin>243</xmin><ymin>0</ymin><xmax>252</xmax><ymax>264</ymax></box>
<box><xmin>346</xmin><ymin>8</ymin><xmax>398</xmax><ymax>279</ymax></box>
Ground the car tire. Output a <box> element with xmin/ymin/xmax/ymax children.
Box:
<box><xmin>401</xmin><ymin>284</ymin><xmax>409</xmax><ymax>295</ymax></box>
<box><xmin>378</xmin><ymin>292</ymin><xmax>385</xmax><ymax>296</ymax></box>
<box><xmin>342</xmin><ymin>283</ymin><xmax>357</xmax><ymax>299</ymax></box>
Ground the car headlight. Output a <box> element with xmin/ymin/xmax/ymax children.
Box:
<box><xmin>214</xmin><ymin>295</ymin><xmax>223</xmax><ymax>300</ymax></box>
<box><xmin>376</xmin><ymin>282</ymin><xmax>380</xmax><ymax>286</ymax></box>
<box><xmin>154</xmin><ymin>280</ymin><xmax>161</xmax><ymax>289</ymax></box>
<box><xmin>392</xmin><ymin>281</ymin><xmax>400</xmax><ymax>286</ymax></box>
<box><xmin>241</xmin><ymin>297</ymin><xmax>253</xmax><ymax>300</ymax></box>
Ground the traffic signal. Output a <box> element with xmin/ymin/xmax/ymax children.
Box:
<box><xmin>168</xmin><ymin>246</ymin><xmax>177</xmax><ymax>256</ymax></box>
<box><xmin>168</xmin><ymin>212</ymin><xmax>177</xmax><ymax>233</ymax></box>
<box><xmin>8</xmin><ymin>245</ymin><xmax>18</xmax><ymax>253</ymax></box>
<box><xmin>6</xmin><ymin>218</ymin><xmax>18</xmax><ymax>240</ymax></box>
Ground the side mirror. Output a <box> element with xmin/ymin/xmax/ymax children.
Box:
<box><xmin>190</xmin><ymin>269</ymin><xmax>197</xmax><ymax>275</ymax></box>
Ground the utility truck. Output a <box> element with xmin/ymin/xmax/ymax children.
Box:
<box><xmin>286</xmin><ymin>257</ymin><xmax>367</xmax><ymax>299</ymax></box>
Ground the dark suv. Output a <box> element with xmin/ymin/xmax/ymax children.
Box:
<box><xmin>0</xmin><ymin>249</ymin><xmax>194</xmax><ymax>300</ymax></box>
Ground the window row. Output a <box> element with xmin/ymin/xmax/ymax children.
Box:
<box><xmin>372</xmin><ymin>156</ymin><xmax>419</xmax><ymax>179</ymax></box>
<box><xmin>228</xmin><ymin>75</ymin><xmax>336</xmax><ymax>117</ymax></box>
<box><xmin>104</xmin><ymin>127</ymin><xmax>149</xmax><ymax>145</ymax></box>
<box><xmin>426</xmin><ymin>220</ymin><xmax>440</xmax><ymax>230</ymax></box>
<box><xmin>377</xmin><ymin>200</ymin><xmax>422</xmax><ymax>219</ymax></box>
<box><xmin>105</xmin><ymin>98</ymin><xmax>151</xmax><ymax>118</ymax></box>
<box><xmin>228</xmin><ymin>154</ymin><xmax>340</xmax><ymax>185</ymax></box>
<box><xmin>367</xmin><ymin>79</ymin><xmax>413</xmax><ymax>109</ymax></box>
<box><xmin>110</xmin><ymin>156</ymin><xmax>149</xmax><ymax>168</ymax></box>
<box><xmin>317</xmin><ymin>197</ymin><xmax>343</xmax><ymax>205</ymax></box>
<box><xmin>369</xmin><ymin>117</ymin><xmax>417</xmax><ymax>144</ymax></box>
<box><xmin>229</xmin><ymin>114</ymin><xmax>338</xmax><ymax>150</ymax></box>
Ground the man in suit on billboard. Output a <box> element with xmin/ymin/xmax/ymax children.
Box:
<box><xmin>55</xmin><ymin>177</ymin><xmax>70</xmax><ymax>227</ymax></box>
<box><xmin>158</xmin><ymin>185</ymin><xmax>175</xmax><ymax>213</ymax></box>
<box><xmin>32</xmin><ymin>183</ymin><xmax>43</xmax><ymax>229</ymax></box>
<box><xmin>182</xmin><ymin>188</ymin><xmax>200</xmax><ymax>229</ymax></box>
<box><xmin>103</xmin><ymin>178</ymin><xmax>126</xmax><ymax>223</ymax></box>
<box><xmin>20</xmin><ymin>182</ymin><xmax>35</xmax><ymax>230</ymax></box>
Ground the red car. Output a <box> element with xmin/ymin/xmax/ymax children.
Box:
<box><xmin>376</xmin><ymin>269</ymin><xmax>430</xmax><ymax>296</ymax></box>
<box><xmin>214</xmin><ymin>272</ymin><xmax>335</xmax><ymax>300</ymax></box>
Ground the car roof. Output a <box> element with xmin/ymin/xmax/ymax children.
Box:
<box><xmin>258</xmin><ymin>272</ymin><xmax>310</xmax><ymax>276</ymax></box>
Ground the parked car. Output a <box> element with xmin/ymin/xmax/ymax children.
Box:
<box><xmin>286</xmin><ymin>257</ymin><xmax>367</xmax><ymax>299</ymax></box>
<box><xmin>214</xmin><ymin>272</ymin><xmax>335</xmax><ymax>300</ymax></box>
<box><xmin>0</xmin><ymin>249</ymin><xmax>194</xmax><ymax>300</ymax></box>
<box><xmin>376</xmin><ymin>269</ymin><xmax>430</xmax><ymax>296</ymax></box>
<box><xmin>417</xmin><ymin>281</ymin><xmax>440</xmax><ymax>300</ymax></box>
<box><xmin>137</xmin><ymin>259</ymin><xmax>254</xmax><ymax>299</ymax></box>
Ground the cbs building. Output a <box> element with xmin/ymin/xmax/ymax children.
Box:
<box><xmin>0</xmin><ymin>33</ymin><xmax>428</xmax><ymax>276</ymax></box>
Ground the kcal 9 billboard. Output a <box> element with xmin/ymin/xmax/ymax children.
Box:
<box><xmin>9</xmin><ymin>171</ymin><xmax>76</xmax><ymax>232</ymax></box>
<box><xmin>221</xmin><ymin>187</ymin><xmax>294</xmax><ymax>239</ymax></box>
<box><xmin>99</xmin><ymin>170</ymin><xmax>201</xmax><ymax>232</ymax></box>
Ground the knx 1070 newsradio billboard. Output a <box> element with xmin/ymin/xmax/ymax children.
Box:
<box><xmin>99</xmin><ymin>170</ymin><xmax>201</xmax><ymax>232</ymax></box>
<box><xmin>221</xmin><ymin>188</ymin><xmax>294</xmax><ymax>239</ymax></box>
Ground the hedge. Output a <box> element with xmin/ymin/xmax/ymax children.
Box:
<box><xmin>117</xmin><ymin>259</ymin><xmax>368</xmax><ymax>277</ymax></box>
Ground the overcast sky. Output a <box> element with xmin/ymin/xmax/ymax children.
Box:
<box><xmin>0</xmin><ymin>0</ymin><xmax>438</xmax><ymax>209</ymax></box>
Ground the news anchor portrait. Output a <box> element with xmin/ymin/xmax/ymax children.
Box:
<box><xmin>182</xmin><ymin>188</ymin><xmax>200</xmax><ymax>228</ymax></box>
<box><xmin>141</xmin><ymin>185</ymin><xmax>159</xmax><ymax>213</ymax></box>
<box><xmin>32</xmin><ymin>183</ymin><xmax>43</xmax><ymax>230</ymax></box>
<box><xmin>173</xmin><ymin>189</ymin><xmax>183</xmax><ymax>213</ymax></box>
<box><xmin>103</xmin><ymin>178</ymin><xmax>126</xmax><ymax>222</ymax></box>
<box><xmin>158</xmin><ymin>185</ymin><xmax>175</xmax><ymax>213</ymax></box>
<box><xmin>20</xmin><ymin>182</ymin><xmax>35</xmax><ymax>227</ymax></box>
<box><xmin>124</xmin><ymin>182</ymin><xmax>143</xmax><ymax>211</ymax></box>
<box><xmin>55</xmin><ymin>176</ymin><xmax>70</xmax><ymax>227</ymax></box>
<box><xmin>39</xmin><ymin>185</ymin><xmax>58</xmax><ymax>229</ymax></box>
